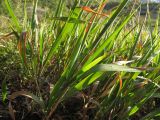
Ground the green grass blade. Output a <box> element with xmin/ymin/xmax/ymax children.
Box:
<box><xmin>84</xmin><ymin>10</ymin><xmax>136</xmax><ymax>67</ymax></box>
<box><xmin>65</xmin><ymin>27</ymin><xmax>86</xmax><ymax>77</ymax></box>
<box><xmin>75</xmin><ymin>72</ymin><xmax>103</xmax><ymax>90</ymax></box>
<box><xmin>92</xmin><ymin>0</ymin><xmax>129</xmax><ymax>48</ymax></box>
<box><xmin>39</xmin><ymin>25</ymin><xmax>45</xmax><ymax>65</ymax></box>
<box><xmin>73</xmin><ymin>64</ymin><xmax>141</xmax><ymax>93</ymax></box>
<box><xmin>5</xmin><ymin>0</ymin><xmax>21</xmax><ymax>32</ymax></box>
<box><xmin>31</xmin><ymin>0</ymin><xmax>38</xmax><ymax>30</ymax></box>
<box><xmin>129</xmin><ymin>22</ymin><xmax>144</xmax><ymax>60</ymax></box>
<box><xmin>2</xmin><ymin>79</ymin><xmax>7</xmax><ymax>102</ymax></box>
<box><xmin>128</xmin><ymin>88</ymin><xmax>157</xmax><ymax>116</ymax></box>
<box><xmin>82</xmin><ymin>53</ymin><xmax>107</xmax><ymax>72</ymax></box>
<box><xmin>43</xmin><ymin>7</ymin><xmax>81</xmax><ymax>67</ymax></box>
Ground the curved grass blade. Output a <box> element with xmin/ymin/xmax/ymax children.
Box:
<box><xmin>9</xmin><ymin>91</ymin><xmax>45</xmax><ymax>108</ymax></box>
<box><xmin>4</xmin><ymin>0</ymin><xmax>21</xmax><ymax>32</ymax></box>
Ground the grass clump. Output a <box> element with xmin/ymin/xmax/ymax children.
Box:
<box><xmin>0</xmin><ymin>0</ymin><xmax>160</xmax><ymax>119</ymax></box>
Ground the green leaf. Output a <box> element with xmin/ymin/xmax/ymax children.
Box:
<box><xmin>82</xmin><ymin>53</ymin><xmax>107</xmax><ymax>72</ymax></box>
<box><xmin>129</xmin><ymin>22</ymin><xmax>144</xmax><ymax>60</ymax></box>
<box><xmin>129</xmin><ymin>105</ymin><xmax>139</xmax><ymax>116</ymax></box>
<box><xmin>5</xmin><ymin>0</ymin><xmax>21</xmax><ymax>32</ymax></box>
<box><xmin>75</xmin><ymin>64</ymin><xmax>140</xmax><ymax>92</ymax></box>
<box><xmin>43</xmin><ymin>7</ymin><xmax>81</xmax><ymax>67</ymax></box>
<box><xmin>39</xmin><ymin>25</ymin><xmax>45</xmax><ymax>65</ymax></box>
<box><xmin>84</xmin><ymin>8</ymin><xmax>136</xmax><ymax>67</ymax></box>
<box><xmin>84</xmin><ymin>64</ymin><xmax>141</xmax><ymax>73</ymax></box>
<box><xmin>75</xmin><ymin>72</ymin><xmax>103</xmax><ymax>90</ymax></box>
<box><xmin>2</xmin><ymin>79</ymin><xmax>7</xmax><ymax>102</ymax></box>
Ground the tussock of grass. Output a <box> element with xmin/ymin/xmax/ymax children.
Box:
<box><xmin>0</xmin><ymin>0</ymin><xmax>160</xmax><ymax>119</ymax></box>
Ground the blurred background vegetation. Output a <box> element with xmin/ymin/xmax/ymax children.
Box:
<box><xmin>0</xmin><ymin>0</ymin><xmax>159</xmax><ymax>31</ymax></box>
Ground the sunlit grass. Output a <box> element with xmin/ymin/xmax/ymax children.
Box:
<box><xmin>0</xmin><ymin>0</ymin><xmax>160</xmax><ymax>119</ymax></box>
